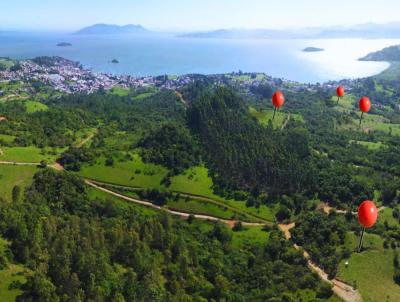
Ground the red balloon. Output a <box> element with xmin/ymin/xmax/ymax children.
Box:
<box><xmin>359</xmin><ymin>96</ymin><xmax>371</xmax><ymax>113</ymax></box>
<box><xmin>272</xmin><ymin>91</ymin><xmax>285</xmax><ymax>109</ymax></box>
<box><xmin>358</xmin><ymin>200</ymin><xmax>378</xmax><ymax>228</ymax></box>
<box><xmin>336</xmin><ymin>86</ymin><xmax>345</xmax><ymax>97</ymax></box>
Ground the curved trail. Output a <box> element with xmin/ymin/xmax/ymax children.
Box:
<box><xmin>85</xmin><ymin>179</ymin><xmax>265</xmax><ymax>227</ymax></box>
<box><xmin>278</xmin><ymin>223</ymin><xmax>362</xmax><ymax>302</ymax></box>
<box><xmin>318</xmin><ymin>202</ymin><xmax>385</xmax><ymax>215</ymax></box>
<box><xmin>75</xmin><ymin>129</ymin><xmax>98</xmax><ymax>148</ymax></box>
<box><xmin>0</xmin><ymin>160</ymin><xmax>40</xmax><ymax>166</ymax></box>
<box><xmin>85</xmin><ymin>179</ymin><xmax>272</xmax><ymax>224</ymax></box>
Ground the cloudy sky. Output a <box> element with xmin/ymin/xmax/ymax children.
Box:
<box><xmin>1</xmin><ymin>0</ymin><xmax>400</xmax><ymax>31</ymax></box>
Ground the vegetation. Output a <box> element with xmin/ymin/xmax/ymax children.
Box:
<box><xmin>0</xmin><ymin>169</ymin><xmax>330</xmax><ymax>301</ymax></box>
<box><xmin>0</xmin><ymin>66</ymin><xmax>400</xmax><ymax>300</ymax></box>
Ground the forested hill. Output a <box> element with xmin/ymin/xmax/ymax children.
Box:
<box><xmin>359</xmin><ymin>44</ymin><xmax>400</xmax><ymax>61</ymax></box>
<box><xmin>188</xmin><ymin>87</ymin><xmax>313</xmax><ymax>196</ymax></box>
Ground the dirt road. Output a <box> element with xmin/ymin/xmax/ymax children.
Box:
<box><xmin>278</xmin><ymin>223</ymin><xmax>362</xmax><ymax>302</ymax></box>
<box><xmin>84</xmin><ymin>179</ymin><xmax>265</xmax><ymax>227</ymax></box>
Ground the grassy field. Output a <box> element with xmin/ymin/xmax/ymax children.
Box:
<box><xmin>378</xmin><ymin>207</ymin><xmax>400</xmax><ymax>228</ymax></box>
<box><xmin>0</xmin><ymin>165</ymin><xmax>37</xmax><ymax>201</ymax></box>
<box><xmin>82</xmin><ymin>163</ymin><xmax>275</xmax><ymax>223</ymax></box>
<box><xmin>73</xmin><ymin>127</ymin><xmax>98</xmax><ymax>147</ymax></box>
<box><xmin>338</xmin><ymin>232</ymin><xmax>400</xmax><ymax>302</ymax></box>
<box><xmin>170</xmin><ymin>166</ymin><xmax>218</xmax><ymax>199</ymax></box>
<box><xmin>349</xmin><ymin>140</ymin><xmax>386</xmax><ymax>150</ymax></box>
<box><xmin>0</xmin><ymin>134</ymin><xmax>16</xmax><ymax>143</ymax></box>
<box><xmin>249</xmin><ymin>106</ymin><xmax>304</xmax><ymax>128</ymax></box>
<box><xmin>103</xmin><ymin>131</ymin><xmax>141</xmax><ymax>148</ymax></box>
<box><xmin>167</xmin><ymin>197</ymin><xmax>239</xmax><ymax>221</ymax></box>
<box><xmin>0</xmin><ymin>237</ymin><xmax>26</xmax><ymax>302</ymax></box>
<box><xmin>334</xmin><ymin>94</ymin><xmax>400</xmax><ymax>135</ymax></box>
<box><xmin>0</xmin><ymin>146</ymin><xmax>61</xmax><ymax>163</ymax></box>
<box><xmin>170</xmin><ymin>166</ymin><xmax>275</xmax><ymax>221</ymax></box>
<box><xmin>24</xmin><ymin>100</ymin><xmax>49</xmax><ymax>113</ymax></box>
<box><xmin>78</xmin><ymin>154</ymin><xmax>168</xmax><ymax>189</ymax></box>
<box><xmin>231</xmin><ymin>226</ymin><xmax>270</xmax><ymax>248</ymax></box>
<box><xmin>109</xmin><ymin>86</ymin><xmax>130</xmax><ymax>96</ymax></box>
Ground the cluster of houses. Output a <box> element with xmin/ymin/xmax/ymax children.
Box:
<box><xmin>0</xmin><ymin>57</ymin><xmax>200</xmax><ymax>94</ymax></box>
<box><xmin>0</xmin><ymin>56</ymin><xmax>354</xmax><ymax>97</ymax></box>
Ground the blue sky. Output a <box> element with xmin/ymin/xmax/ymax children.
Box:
<box><xmin>1</xmin><ymin>0</ymin><xmax>400</xmax><ymax>31</ymax></box>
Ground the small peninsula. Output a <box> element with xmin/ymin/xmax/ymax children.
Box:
<box><xmin>56</xmin><ymin>42</ymin><xmax>72</xmax><ymax>47</ymax></box>
<box><xmin>359</xmin><ymin>44</ymin><xmax>400</xmax><ymax>61</ymax></box>
<box><xmin>302</xmin><ymin>47</ymin><xmax>324</xmax><ymax>52</ymax></box>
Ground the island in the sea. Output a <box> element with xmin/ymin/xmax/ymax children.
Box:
<box><xmin>111</xmin><ymin>59</ymin><xmax>119</xmax><ymax>64</ymax></box>
<box><xmin>302</xmin><ymin>47</ymin><xmax>324</xmax><ymax>52</ymax></box>
<box><xmin>56</xmin><ymin>42</ymin><xmax>72</xmax><ymax>47</ymax></box>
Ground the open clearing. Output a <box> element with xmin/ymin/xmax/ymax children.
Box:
<box><xmin>24</xmin><ymin>100</ymin><xmax>49</xmax><ymax>113</ymax></box>
<box><xmin>0</xmin><ymin>146</ymin><xmax>61</xmax><ymax>163</ymax></box>
<box><xmin>0</xmin><ymin>165</ymin><xmax>37</xmax><ymax>201</ymax></box>
<box><xmin>249</xmin><ymin>106</ymin><xmax>304</xmax><ymax>128</ymax></box>
<box><xmin>334</xmin><ymin>95</ymin><xmax>400</xmax><ymax>135</ymax></box>
<box><xmin>78</xmin><ymin>154</ymin><xmax>168</xmax><ymax>189</ymax></box>
<box><xmin>338</xmin><ymin>232</ymin><xmax>400</xmax><ymax>302</ymax></box>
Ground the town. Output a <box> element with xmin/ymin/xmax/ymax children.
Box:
<box><xmin>0</xmin><ymin>56</ymin><xmax>353</xmax><ymax>96</ymax></box>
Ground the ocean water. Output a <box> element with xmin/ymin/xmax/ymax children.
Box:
<box><xmin>0</xmin><ymin>32</ymin><xmax>398</xmax><ymax>83</ymax></box>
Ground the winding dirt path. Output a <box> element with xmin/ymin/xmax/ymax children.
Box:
<box><xmin>278</xmin><ymin>223</ymin><xmax>362</xmax><ymax>302</ymax></box>
<box><xmin>84</xmin><ymin>179</ymin><xmax>265</xmax><ymax>227</ymax></box>
<box><xmin>0</xmin><ymin>160</ymin><xmax>39</xmax><ymax>166</ymax></box>
<box><xmin>85</xmin><ymin>179</ymin><xmax>272</xmax><ymax>224</ymax></box>
<box><xmin>317</xmin><ymin>202</ymin><xmax>385</xmax><ymax>215</ymax></box>
<box><xmin>75</xmin><ymin>129</ymin><xmax>98</xmax><ymax>148</ymax></box>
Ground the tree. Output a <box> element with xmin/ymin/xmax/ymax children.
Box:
<box><xmin>105</xmin><ymin>157</ymin><xmax>114</xmax><ymax>167</ymax></box>
<box><xmin>12</xmin><ymin>185</ymin><xmax>21</xmax><ymax>203</ymax></box>
<box><xmin>275</xmin><ymin>205</ymin><xmax>291</xmax><ymax>222</ymax></box>
<box><xmin>39</xmin><ymin>160</ymin><xmax>47</xmax><ymax>168</ymax></box>
<box><xmin>17</xmin><ymin>273</ymin><xmax>59</xmax><ymax>302</ymax></box>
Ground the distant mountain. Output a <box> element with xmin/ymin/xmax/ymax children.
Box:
<box><xmin>180</xmin><ymin>22</ymin><xmax>400</xmax><ymax>39</ymax></box>
<box><xmin>359</xmin><ymin>45</ymin><xmax>400</xmax><ymax>61</ymax></box>
<box><xmin>179</xmin><ymin>29</ymin><xmax>299</xmax><ymax>39</ymax></box>
<box><xmin>75</xmin><ymin>24</ymin><xmax>149</xmax><ymax>35</ymax></box>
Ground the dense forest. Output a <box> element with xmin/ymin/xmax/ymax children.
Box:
<box><xmin>0</xmin><ymin>169</ymin><xmax>332</xmax><ymax>301</ymax></box>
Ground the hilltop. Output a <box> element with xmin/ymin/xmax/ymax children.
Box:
<box><xmin>74</xmin><ymin>23</ymin><xmax>149</xmax><ymax>35</ymax></box>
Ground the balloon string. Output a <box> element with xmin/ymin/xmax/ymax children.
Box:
<box><xmin>337</xmin><ymin>96</ymin><xmax>340</xmax><ymax>105</ymax></box>
<box><xmin>358</xmin><ymin>226</ymin><xmax>366</xmax><ymax>252</ymax></box>
<box><xmin>272</xmin><ymin>107</ymin><xmax>277</xmax><ymax>121</ymax></box>
<box><xmin>359</xmin><ymin>111</ymin><xmax>364</xmax><ymax>128</ymax></box>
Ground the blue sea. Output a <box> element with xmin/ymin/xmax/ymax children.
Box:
<box><xmin>0</xmin><ymin>31</ymin><xmax>399</xmax><ymax>83</ymax></box>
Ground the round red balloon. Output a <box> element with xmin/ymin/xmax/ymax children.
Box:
<box><xmin>272</xmin><ymin>91</ymin><xmax>285</xmax><ymax>108</ymax></box>
<box><xmin>358</xmin><ymin>200</ymin><xmax>378</xmax><ymax>228</ymax></box>
<box><xmin>359</xmin><ymin>96</ymin><xmax>371</xmax><ymax>113</ymax></box>
<box><xmin>336</xmin><ymin>86</ymin><xmax>345</xmax><ymax>97</ymax></box>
